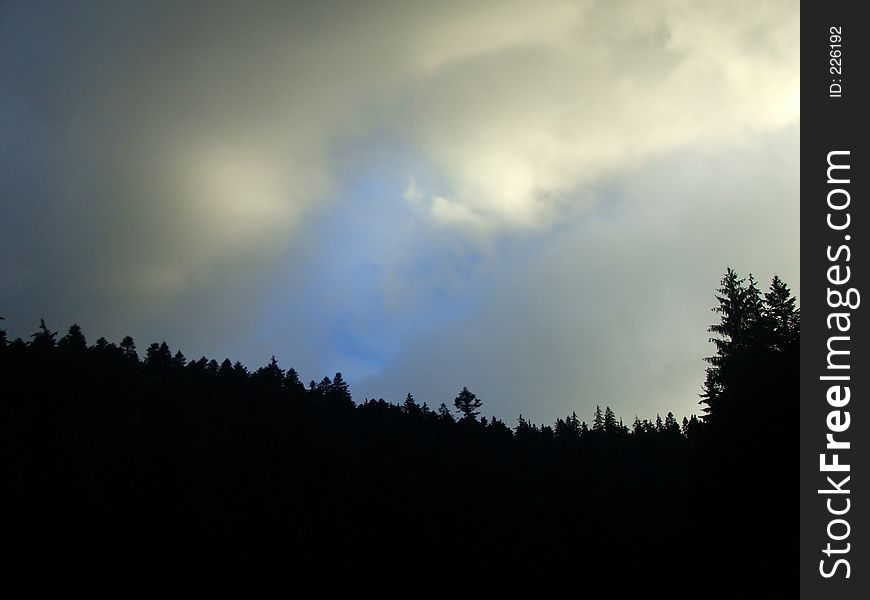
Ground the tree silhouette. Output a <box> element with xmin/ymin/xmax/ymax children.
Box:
<box><xmin>255</xmin><ymin>356</ymin><xmax>284</xmax><ymax>388</ymax></box>
<box><xmin>453</xmin><ymin>386</ymin><xmax>482</xmax><ymax>421</ymax></box>
<box><xmin>402</xmin><ymin>393</ymin><xmax>419</xmax><ymax>414</ymax></box>
<box><xmin>145</xmin><ymin>341</ymin><xmax>173</xmax><ymax>372</ymax></box>
<box><xmin>603</xmin><ymin>406</ymin><xmax>618</xmax><ymax>433</ymax></box>
<box><xmin>58</xmin><ymin>323</ymin><xmax>87</xmax><ymax>353</ymax></box>
<box><xmin>30</xmin><ymin>318</ymin><xmax>57</xmax><ymax>351</ymax></box>
<box><xmin>763</xmin><ymin>275</ymin><xmax>800</xmax><ymax>351</ymax></box>
<box><xmin>437</xmin><ymin>402</ymin><xmax>455</xmax><ymax>423</ymax></box>
<box><xmin>0</xmin><ymin>267</ymin><xmax>799</xmax><ymax>588</ymax></box>
<box><xmin>328</xmin><ymin>372</ymin><xmax>352</xmax><ymax>406</ymax></box>
<box><xmin>700</xmin><ymin>268</ymin><xmax>758</xmax><ymax>421</ymax></box>
<box><xmin>663</xmin><ymin>412</ymin><xmax>680</xmax><ymax>436</ymax></box>
<box><xmin>700</xmin><ymin>268</ymin><xmax>799</xmax><ymax>426</ymax></box>
<box><xmin>119</xmin><ymin>335</ymin><xmax>138</xmax><ymax>360</ymax></box>
<box><xmin>592</xmin><ymin>405</ymin><xmax>604</xmax><ymax>431</ymax></box>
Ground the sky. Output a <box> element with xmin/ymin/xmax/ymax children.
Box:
<box><xmin>0</xmin><ymin>0</ymin><xmax>799</xmax><ymax>425</ymax></box>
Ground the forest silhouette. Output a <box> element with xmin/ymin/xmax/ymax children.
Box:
<box><xmin>0</xmin><ymin>268</ymin><xmax>797</xmax><ymax>586</ymax></box>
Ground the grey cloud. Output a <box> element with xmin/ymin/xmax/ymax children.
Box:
<box><xmin>1</xmin><ymin>1</ymin><xmax>798</xmax><ymax>422</ymax></box>
<box><xmin>355</xmin><ymin>128</ymin><xmax>799</xmax><ymax>423</ymax></box>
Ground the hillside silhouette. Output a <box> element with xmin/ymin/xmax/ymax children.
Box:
<box><xmin>0</xmin><ymin>269</ymin><xmax>797</xmax><ymax>587</ymax></box>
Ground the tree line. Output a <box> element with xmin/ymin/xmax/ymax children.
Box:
<box><xmin>0</xmin><ymin>268</ymin><xmax>798</xmax><ymax>587</ymax></box>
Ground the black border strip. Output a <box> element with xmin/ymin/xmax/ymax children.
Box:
<box><xmin>801</xmin><ymin>3</ymin><xmax>867</xmax><ymax>598</ymax></box>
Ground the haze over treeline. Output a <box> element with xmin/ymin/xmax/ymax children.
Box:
<box><xmin>1</xmin><ymin>268</ymin><xmax>798</xmax><ymax>586</ymax></box>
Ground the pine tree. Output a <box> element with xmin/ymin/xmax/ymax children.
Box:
<box><xmin>403</xmin><ymin>393</ymin><xmax>419</xmax><ymax>414</ymax></box>
<box><xmin>453</xmin><ymin>386</ymin><xmax>482</xmax><ymax>421</ymax></box>
<box><xmin>632</xmin><ymin>416</ymin><xmax>643</xmax><ymax>435</ymax></box>
<box><xmin>700</xmin><ymin>269</ymin><xmax>761</xmax><ymax>420</ymax></box>
<box><xmin>58</xmin><ymin>324</ymin><xmax>87</xmax><ymax>353</ymax></box>
<box><xmin>763</xmin><ymin>275</ymin><xmax>800</xmax><ymax>352</ymax></box>
<box><xmin>603</xmin><ymin>406</ymin><xmax>618</xmax><ymax>433</ymax></box>
<box><xmin>145</xmin><ymin>342</ymin><xmax>172</xmax><ymax>371</ymax></box>
<box><xmin>255</xmin><ymin>356</ymin><xmax>284</xmax><ymax>388</ymax></box>
<box><xmin>592</xmin><ymin>405</ymin><xmax>604</xmax><ymax>432</ymax></box>
<box><xmin>663</xmin><ymin>412</ymin><xmax>680</xmax><ymax>435</ymax></box>
<box><xmin>284</xmin><ymin>367</ymin><xmax>305</xmax><ymax>398</ymax></box>
<box><xmin>329</xmin><ymin>372</ymin><xmax>352</xmax><ymax>406</ymax></box>
<box><xmin>681</xmin><ymin>414</ymin><xmax>701</xmax><ymax>438</ymax></box>
<box><xmin>555</xmin><ymin>417</ymin><xmax>579</xmax><ymax>444</ymax></box>
<box><xmin>218</xmin><ymin>358</ymin><xmax>234</xmax><ymax>377</ymax></box>
<box><xmin>567</xmin><ymin>411</ymin><xmax>581</xmax><ymax>435</ymax></box>
<box><xmin>119</xmin><ymin>335</ymin><xmax>138</xmax><ymax>361</ymax></box>
<box><xmin>233</xmin><ymin>361</ymin><xmax>249</xmax><ymax>378</ymax></box>
<box><xmin>700</xmin><ymin>268</ymin><xmax>799</xmax><ymax>426</ymax></box>
<box><xmin>30</xmin><ymin>319</ymin><xmax>57</xmax><ymax>352</ymax></box>
<box><xmin>314</xmin><ymin>376</ymin><xmax>331</xmax><ymax>400</ymax></box>
<box><xmin>437</xmin><ymin>402</ymin><xmax>455</xmax><ymax>423</ymax></box>
<box><xmin>516</xmin><ymin>415</ymin><xmax>538</xmax><ymax>439</ymax></box>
